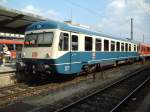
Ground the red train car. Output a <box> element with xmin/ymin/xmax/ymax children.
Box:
<box><xmin>139</xmin><ymin>43</ymin><xmax>150</xmax><ymax>57</ymax></box>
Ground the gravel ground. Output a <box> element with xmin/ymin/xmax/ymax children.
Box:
<box><xmin>0</xmin><ymin>62</ymin><xmax>149</xmax><ymax>112</ymax></box>
<box><xmin>118</xmin><ymin>75</ymin><xmax>150</xmax><ymax>112</ymax></box>
<box><xmin>24</xmin><ymin>63</ymin><xmax>145</xmax><ymax>105</ymax></box>
<box><xmin>137</xmin><ymin>94</ymin><xmax>150</xmax><ymax>112</ymax></box>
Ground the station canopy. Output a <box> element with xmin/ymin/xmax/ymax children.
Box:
<box><xmin>0</xmin><ymin>5</ymin><xmax>47</xmax><ymax>34</ymax></box>
<box><xmin>0</xmin><ymin>39</ymin><xmax>24</xmax><ymax>44</ymax></box>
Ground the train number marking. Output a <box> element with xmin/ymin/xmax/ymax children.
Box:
<box><xmin>65</xmin><ymin>66</ymin><xmax>70</xmax><ymax>71</ymax></box>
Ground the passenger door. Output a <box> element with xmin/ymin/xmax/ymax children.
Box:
<box><xmin>70</xmin><ymin>33</ymin><xmax>80</xmax><ymax>74</ymax></box>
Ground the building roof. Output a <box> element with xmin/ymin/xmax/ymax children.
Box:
<box><xmin>0</xmin><ymin>5</ymin><xmax>46</xmax><ymax>34</ymax></box>
<box><xmin>0</xmin><ymin>40</ymin><xmax>24</xmax><ymax>44</ymax></box>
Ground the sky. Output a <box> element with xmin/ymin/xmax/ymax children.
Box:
<box><xmin>0</xmin><ymin>0</ymin><xmax>150</xmax><ymax>43</ymax></box>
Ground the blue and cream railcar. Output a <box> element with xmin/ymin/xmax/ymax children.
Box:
<box><xmin>21</xmin><ymin>20</ymin><xmax>139</xmax><ymax>76</ymax></box>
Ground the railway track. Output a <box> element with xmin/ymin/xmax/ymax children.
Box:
<box><xmin>0</xmin><ymin>69</ymin><xmax>100</xmax><ymax>106</ymax></box>
<box><xmin>0</xmin><ymin>62</ymin><xmax>118</xmax><ymax>106</ymax></box>
<box><xmin>0</xmin><ymin>63</ymin><xmax>149</xmax><ymax>109</ymax></box>
<box><xmin>54</xmin><ymin>65</ymin><xmax>150</xmax><ymax>112</ymax></box>
<box><xmin>112</xmin><ymin>76</ymin><xmax>150</xmax><ymax>112</ymax></box>
<box><xmin>0</xmin><ymin>83</ymin><xmax>39</xmax><ymax>106</ymax></box>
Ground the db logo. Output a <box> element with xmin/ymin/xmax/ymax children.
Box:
<box><xmin>32</xmin><ymin>52</ymin><xmax>38</xmax><ymax>58</ymax></box>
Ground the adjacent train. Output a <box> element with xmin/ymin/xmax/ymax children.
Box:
<box><xmin>18</xmin><ymin>20</ymin><xmax>150</xmax><ymax>77</ymax></box>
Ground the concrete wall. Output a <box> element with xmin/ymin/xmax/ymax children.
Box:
<box><xmin>0</xmin><ymin>73</ymin><xmax>16</xmax><ymax>87</ymax></box>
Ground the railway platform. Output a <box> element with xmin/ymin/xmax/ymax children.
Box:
<box><xmin>0</xmin><ymin>63</ymin><xmax>16</xmax><ymax>73</ymax></box>
<box><xmin>0</xmin><ymin>63</ymin><xmax>16</xmax><ymax>87</ymax></box>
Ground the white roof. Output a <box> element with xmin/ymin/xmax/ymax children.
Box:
<box><xmin>0</xmin><ymin>5</ymin><xmax>47</xmax><ymax>34</ymax></box>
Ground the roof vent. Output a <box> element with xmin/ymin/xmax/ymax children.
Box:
<box><xmin>64</xmin><ymin>21</ymin><xmax>90</xmax><ymax>29</ymax></box>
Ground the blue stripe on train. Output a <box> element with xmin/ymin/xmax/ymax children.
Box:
<box><xmin>23</xmin><ymin>52</ymin><xmax>139</xmax><ymax>75</ymax></box>
<box><xmin>54</xmin><ymin>52</ymin><xmax>139</xmax><ymax>75</ymax></box>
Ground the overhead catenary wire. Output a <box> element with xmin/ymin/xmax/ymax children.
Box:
<box><xmin>61</xmin><ymin>0</ymin><xmax>149</xmax><ymax>42</ymax></box>
<box><xmin>62</xmin><ymin>0</ymin><xmax>102</xmax><ymax>17</ymax></box>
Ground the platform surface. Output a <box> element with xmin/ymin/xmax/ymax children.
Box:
<box><xmin>0</xmin><ymin>63</ymin><xmax>16</xmax><ymax>74</ymax></box>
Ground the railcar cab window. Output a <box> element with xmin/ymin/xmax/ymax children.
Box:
<box><xmin>71</xmin><ymin>35</ymin><xmax>78</xmax><ymax>51</ymax></box>
<box><xmin>104</xmin><ymin>39</ymin><xmax>109</xmax><ymax>51</ymax></box>
<box><xmin>96</xmin><ymin>38</ymin><xmax>101</xmax><ymax>51</ymax></box>
<box><xmin>111</xmin><ymin>41</ymin><xmax>115</xmax><ymax>51</ymax></box>
<box><xmin>25</xmin><ymin>32</ymin><xmax>53</xmax><ymax>47</ymax></box>
<box><xmin>116</xmin><ymin>42</ymin><xmax>120</xmax><ymax>51</ymax></box>
<box><xmin>85</xmin><ymin>36</ymin><xmax>92</xmax><ymax>51</ymax></box>
<box><xmin>59</xmin><ymin>32</ymin><xmax>69</xmax><ymax>51</ymax></box>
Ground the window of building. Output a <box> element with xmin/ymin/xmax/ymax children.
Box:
<box><xmin>111</xmin><ymin>41</ymin><xmax>115</xmax><ymax>51</ymax></box>
<box><xmin>7</xmin><ymin>44</ymin><xmax>14</xmax><ymax>50</ymax></box>
<box><xmin>104</xmin><ymin>39</ymin><xmax>109</xmax><ymax>51</ymax></box>
<box><xmin>71</xmin><ymin>35</ymin><xmax>78</xmax><ymax>51</ymax></box>
<box><xmin>16</xmin><ymin>44</ymin><xmax>23</xmax><ymax>51</ymax></box>
<box><xmin>95</xmin><ymin>38</ymin><xmax>101</xmax><ymax>51</ymax></box>
<box><xmin>85</xmin><ymin>36</ymin><xmax>92</xmax><ymax>51</ymax></box>
<box><xmin>59</xmin><ymin>32</ymin><xmax>69</xmax><ymax>51</ymax></box>
<box><xmin>125</xmin><ymin>43</ymin><xmax>128</xmax><ymax>51</ymax></box>
<box><xmin>116</xmin><ymin>42</ymin><xmax>120</xmax><ymax>51</ymax></box>
<box><xmin>121</xmin><ymin>43</ymin><xmax>124</xmax><ymax>51</ymax></box>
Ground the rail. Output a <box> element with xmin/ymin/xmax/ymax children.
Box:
<box><xmin>55</xmin><ymin>65</ymin><xmax>150</xmax><ymax>112</ymax></box>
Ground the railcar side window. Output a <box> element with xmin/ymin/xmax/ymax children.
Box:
<box><xmin>71</xmin><ymin>35</ymin><xmax>78</xmax><ymax>51</ymax></box>
<box><xmin>111</xmin><ymin>41</ymin><xmax>115</xmax><ymax>51</ymax></box>
<box><xmin>85</xmin><ymin>36</ymin><xmax>92</xmax><ymax>51</ymax></box>
<box><xmin>125</xmin><ymin>43</ymin><xmax>128</xmax><ymax>52</ymax></box>
<box><xmin>116</xmin><ymin>42</ymin><xmax>120</xmax><ymax>51</ymax></box>
<box><xmin>148</xmin><ymin>47</ymin><xmax>150</xmax><ymax>52</ymax></box>
<box><xmin>129</xmin><ymin>44</ymin><xmax>131</xmax><ymax>51</ymax></box>
<box><xmin>138</xmin><ymin>45</ymin><xmax>140</xmax><ymax>52</ymax></box>
<box><xmin>121</xmin><ymin>43</ymin><xmax>124</xmax><ymax>51</ymax></box>
<box><xmin>96</xmin><ymin>38</ymin><xmax>101</xmax><ymax>51</ymax></box>
<box><xmin>59</xmin><ymin>32</ymin><xmax>69</xmax><ymax>51</ymax></box>
<box><xmin>104</xmin><ymin>39</ymin><xmax>109</xmax><ymax>51</ymax></box>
